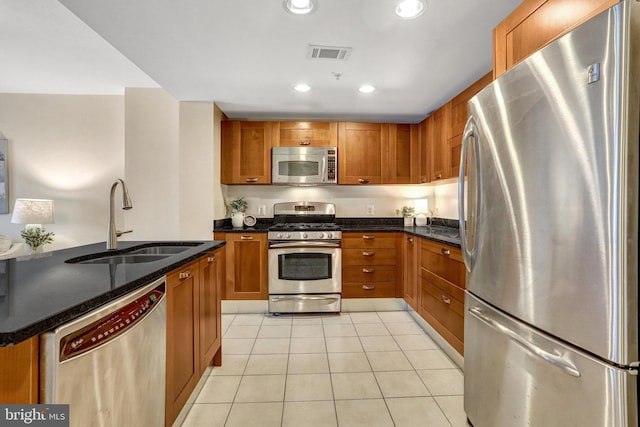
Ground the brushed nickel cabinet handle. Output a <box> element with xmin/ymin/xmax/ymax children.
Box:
<box><xmin>363</xmin><ymin>268</ymin><xmax>375</xmax><ymax>273</ymax></box>
<box><xmin>362</xmin><ymin>235</ymin><xmax>375</xmax><ymax>240</ymax></box>
<box><xmin>299</xmin><ymin>141</ymin><xmax>311</xmax><ymax>145</ymax></box>
<box><xmin>441</xmin><ymin>248</ymin><xmax>451</xmax><ymax>255</ymax></box>
<box><xmin>407</xmin><ymin>237</ymin><xmax>414</xmax><ymax>242</ymax></box>
<box><xmin>358</xmin><ymin>178</ymin><xmax>370</xmax><ymax>184</ymax></box>
<box><xmin>362</xmin><ymin>285</ymin><xmax>375</xmax><ymax>290</ymax></box>
<box><xmin>440</xmin><ymin>296</ymin><xmax>451</xmax><ymax>305</ymax></box>
<box><xmin>362</xmin><ymin>251</ymin><xmax>375</xmax><ymax>257</ymax></box>
<box><xmin>421</xmin><ymin>178</ymin><xmax>427</xmax><ymax>183</ymax></box>
<box><xmin>434</xmin><ymin>174</ymin><xmax>442</xmax><ymax>180</ymax></box>
<box><xmin>207</xmin><ymin>256</ymin><xmax>216</xmax><ymax>262</ymax></box>
<box><xmin>240</xmin><ymin>236</ymin><xmax>254</xmax><ymax>240</ymax></box>
<box><xmin>179</xmin><ymin>270</ymin><xmax>192</xmax><ymax>280</ymax></box>
<box><xmin>245</xmin><ymin>178</ymin><xmax>258</xmax><ymax>183</ymax></box>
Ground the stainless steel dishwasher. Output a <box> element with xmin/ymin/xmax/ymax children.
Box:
<box><xmin>41</xmin><ymin>276</ymin><xmax>166</xmax><ymax>427</ymax></box>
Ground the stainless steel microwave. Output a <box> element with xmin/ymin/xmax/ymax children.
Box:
<box><xmin>272</xmin><ymin>147</ymin><xmax>337</xmax><ymax>185</ymax></box>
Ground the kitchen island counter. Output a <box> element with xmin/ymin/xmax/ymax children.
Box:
<box><xmin>0</xmin><ymin>240</ymin><xmax>225</xmax><ymax>346</ymax></box>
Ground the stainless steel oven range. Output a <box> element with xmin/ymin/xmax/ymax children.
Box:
<box><xmin>268</xmin><ymin>201</ymin><xmax>341</xmax><ymax>314</ymax></box>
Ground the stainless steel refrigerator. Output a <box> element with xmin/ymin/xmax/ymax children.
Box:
<box><xmin>458</xmin><ymin>1</ymin><xmax>640</xmax><ymax>426</ymax></box>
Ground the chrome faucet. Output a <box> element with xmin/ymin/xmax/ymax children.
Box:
<box><xmin>107</xmin><ymin>179</ymin><xmax>133</xmax><ymax>250</ymax></box>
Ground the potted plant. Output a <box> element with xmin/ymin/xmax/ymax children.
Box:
<box><xmin>229</xmin><ymin>197</ymin><xmax>248</xmax><ymax>227</ymax></box>
<box><xmin>396</xmin><ymin>205</ymin><xmax>415</xmax><ymax>227</ymax></box>
<box><xmin>21</xmin><ymin>227</ymin><xmax>54</xmax><ymax>254</ymax></box>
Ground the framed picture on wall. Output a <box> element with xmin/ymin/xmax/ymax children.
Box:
<box><xmin>0</xmin><ymin>139</ymin><xmax>7</xmax><ymax>214</ymax></box>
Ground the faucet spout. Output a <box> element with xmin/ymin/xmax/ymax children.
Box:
<box><xmin>107</xmin><ymin>179</ymin><xmax>133</xmax><ymax>250</ymax></box>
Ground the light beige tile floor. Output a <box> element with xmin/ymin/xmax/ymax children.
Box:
<box><xmin>179</xmin><ymin>311</ymin><xmax>466</xmax><ymax>427</ymax></box>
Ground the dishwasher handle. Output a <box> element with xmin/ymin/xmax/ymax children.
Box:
<box><xmin>59</xmin><ymin>282</ymin><xmax>166</xmax><ymax>362</ymax></box>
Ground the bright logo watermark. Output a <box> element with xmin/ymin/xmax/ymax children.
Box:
<box><xmin>0</xmin><ymin>405</ymin><xmax>68</xmax><ymax>426</ymax></box>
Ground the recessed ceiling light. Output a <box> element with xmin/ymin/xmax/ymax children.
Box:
<box><xmin>395</xmin><ymin>0</ymin><xmax>425</xmax><ymax>19</ymax></box>
<box><xmin>359</xmin><ymin>84</ymin><xmax>376</xmax><ymax>94</ymax></box>
<box><xmin>294</xmin><ymin>83</ymin><xmax>311</xmax><ymax>92</ymax></box>
<box><xmin>283</xmin><ymin>0</ymin><xmax>315</xmax><ymax>15</ymax></box>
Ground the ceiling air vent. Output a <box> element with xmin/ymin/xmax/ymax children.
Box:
<box><xmin>307</xmin><ymin>45</ymin><xmax>352</xmax><ymax>60</ymax></box>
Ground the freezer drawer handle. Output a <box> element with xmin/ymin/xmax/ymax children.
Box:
<box><xmin>469</xmin><ymin>307</ymin><xmax>581</xmax><ymax>378</ymax></box>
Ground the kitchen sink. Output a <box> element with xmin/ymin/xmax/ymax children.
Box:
<box><xmin>72</xmin><ymin>254</ymin><xmax>170</xmax><ymax>265</ymax></box>
<box><xmin>126</xmin><ymin>245</ymin><xmax>194</xmax><ymax>255</ymax></box>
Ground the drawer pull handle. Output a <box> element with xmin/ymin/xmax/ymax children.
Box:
<box><xmin>207</xmin><ymin>256</ymin><xmax>216</xmax><ymax>262</ymax></box>
<box><xmin>363</xmin><ymin>268</ymin><xmax>375</xmax><ymax>273</ymax></box>
<box><xmin>245</xmin><ymin>178</ymin><xmax>258</xmax><ymax>183</ymax></box>
<box><xmin>240</xmin><ymin>236</ymin><xmax>254</xmax><ymax>240</ymax></box>
<box><xmin>362</xmin><ymin>235</ymin><xmax>375</xmax><ymax>240</ymax></box>
<box><xmin>440</xmin><ymin>296</ymin><xmax>451</xmax><ymax>305</ymax></box>
<box><xmin>407</xmin><ymin>237</ymin><xmax>414</xmax><ymax>242</ymax></box>
<box><xmin>434</xmin><ymin>174</ymin><xmax>442</xmax><ymax>180</ymax></box>
<box><xmin>421</xmin><ymin>178</ymin><xmax>427</xmax><ymax>183</ymax></box>
<box><xmin>362</xmin><ymin>285</ymin><xmax>375</xmax><ymax>290</ymax></box>
<box><xmin>179</xmin><ymin>270</ymin><xmax>192</xmax><ymax>280</ymax></box>
<box><xmin>441</xmin><ymin>248</ymin><xmax>451</xmax><ymax>255</ymax></box>
<box><xmin>358</xmin><ymin>178</ymin><xmax>370</xmax><ymax>184</ymax></box>
<box><xmin>362</xmin><ymin>251</ymin><xmax>375</xmax><ymax>257</ymax></box>
<box><xmin>299</xmin><ymin>141</ymin><xmax>311</xmax><ymax>146</ymax></box>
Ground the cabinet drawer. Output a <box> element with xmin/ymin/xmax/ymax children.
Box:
<box><xmin>418</xmin><ymin>277</ymin><xmax>464</xmax><ymax>354</ymax></box>
<box><xmin>342</xmin><ymin>232</ymin><xmax>397</xmax><ymax>249</ymax></box>
<box><xmin>342</xmin><ymin>248</ymin><xmax>396</xmax><ymax>266</ymax></box>
<box><xmin>343</xmin><ymin>265</ymin><xmax>396</xmax><ymax>283</ymax></box>
<box><xmin>342</xmin><ymin>282</ymin><xmax>396</xmax><ymax>298</ymax></box>
<box><xmin>419</xmin><ymin>239</ymin><xmax>466</xmax><ymax>289</ymax></box>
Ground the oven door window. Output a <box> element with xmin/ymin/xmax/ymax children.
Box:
<box><xmin>278</xmin><ymin>160</ymin><xmax>319</xmax><ymax>177</ymax></box>
<box><xmin>278</xmin><ymin>253</ymin><xmax>331</xmax><ymax>280</ymax></box>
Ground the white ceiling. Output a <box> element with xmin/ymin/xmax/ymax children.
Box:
<box><xmin>1</xmin><ymin>0</ymin><xmax>521</xmax><ymax>123</ymax></box>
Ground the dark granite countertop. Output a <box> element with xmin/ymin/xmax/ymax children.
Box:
<box><xmin>0</xmin><ymin>240</ymin><xmax>225</xmax><ymax>346</ymax></box>
<box><xmin>213</xmin><ymin>217</ymin><xmax>461</xmax><ymax>247</ymax></box>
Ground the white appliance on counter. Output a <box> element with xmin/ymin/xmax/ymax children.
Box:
<box><xmin>459</xmin><ymin>2</ymin><xmax>639</xmax><ymax>426</ymax></box>
<box><xmin>40</xmin><ymin>277</ymin><xmax>166</xmax><ymax>427</ymax></box>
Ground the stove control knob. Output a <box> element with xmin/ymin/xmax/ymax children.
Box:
<box><xmin>285</xmin><ymin>233</ymin><xmax>292</xmax><ymax>239</ymax></box>
<box><xmin>276</xmin><ymin>233</ymin><xmax>283</xmax><ymax>239</ymax></box>
<box><xmin>318</xmin><ymin>232</ymin><xmax>325</xmax><ymax>239</ymax></box>
<box><xmin>302</xmin><ymin>232</ymin><xmax>308</xmax><ymax>239</ymax></box>
<box><xmin>327</xmin><ymin>232</ymin><xmax>334</xmax><ymax>239</ymax></box>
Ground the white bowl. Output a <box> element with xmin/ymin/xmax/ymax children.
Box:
<box><xmin>0</xmin><ymin>235</ymin><xmax>12</xmax><ymax>253</ymax></box>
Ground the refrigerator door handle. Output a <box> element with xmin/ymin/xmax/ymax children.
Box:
<box><xmin>469</xmin><ymin>306</ymin><xmax>581</xmax><ymax>378</ymax></box>
<box><xmin>458</xmin><ymin>116</ymin><xmax>480</xmax><ymax>271</ymax></box>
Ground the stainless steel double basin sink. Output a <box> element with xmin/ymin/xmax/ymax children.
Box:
<box><xmin>65</xmin><ymin>243</ymin><xmax>203</xmax><ymax>265</ymax></box>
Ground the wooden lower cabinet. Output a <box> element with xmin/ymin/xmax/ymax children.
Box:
<box><xmin>214</xmin><ymin>233</ymin><xmax>268</xmax><ymax>300</ymax></box>
<box><xmin>416</xmin><ymin>238</ymin><xmax>466</xmax><ymax>355</ymax></box>
<box><xmin>342</xmin><ymin>232</ymin><xmax>402</xmax><ymax>298</ymax></box>
<box><xmin>0</xmin><ymin>336</ymin><xmax>39</xmax><ymax>403</ymax></box>
<box><xmin>166</xmin><ymin>248</ymin><xmax>224</xmax><ymax>426</ymax></box>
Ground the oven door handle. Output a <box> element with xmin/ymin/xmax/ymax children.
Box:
<box><xmin>268</xmin><ymin>241</ymin><xmax>341</xmax><ymax>248</ymax></box>
<box><xmin>270</xmin><ymin>295</ymin><xmax>341</xmax><ymax>302</ymax></box>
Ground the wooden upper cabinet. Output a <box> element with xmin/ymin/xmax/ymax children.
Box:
<box><xmin>418</xmin><ymin>117</ymin><xmax>432</xmax><ymax>184</ymax></box>
<box><xmin>272</xmin><ymin>121</ymin><xmax>337</xmax><ymax>147</ymax></box>
<box><xmin>494</xmin><ymin>0</ymin><xmax>619</xmax><ymax>77</ymax></box>
<box><xmin>388</xmin><ymin>123</ymin><xmax>419</xmax><ymax>184</ymax></box>
<box><xmin>448</xmin><ymin>72</ymin><xmax>493</xmax><ymax>178</ymax></box>
<box><xmin>221</xmin><ymin>121</ymin><xmax>272</xmax><ymax>184</ymax></box>
<box><xmin>338</xmin><ymin>122</ymin><xmax>389</xmax><ymax>184</ymax></box>
<box><xmin>430</xmin><ymin>104</ymin><xmax>450</xmax><ymax>181</ymax></box>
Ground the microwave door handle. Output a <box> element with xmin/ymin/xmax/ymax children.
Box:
<box><xmin>321</xmin><ymin>157</ymin><xmax>327</xmax><ymax>182</ymax></box>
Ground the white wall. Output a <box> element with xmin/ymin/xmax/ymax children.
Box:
<box><xmin>0</xmin><ymin>93</ymin><xmax>125</xmax><ymax>249</ymax></box>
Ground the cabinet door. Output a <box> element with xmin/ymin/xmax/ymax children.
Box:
<box><xmin>224</xmin><ymin>233</ymin><xmax>268</xmax><ymax>300</ymax></box>
<box><xmin>166</xmin><ymin>261</ymin><xmax>200</xmax><ymax>427</ymax></box>
<box><xmin>337</xmin><ymin>122</ymin><xmax>389</xmax><ymax>184</ymax></box>
<box><xmin>494</xmin><ymin>0</ymin><xmax>618</xmax><ymax>77</ymax></box>
<box><xmin>388</xmin><ymin>123</ymin><xmax>419</xmax><ymax>184</ymax></box>
<box><xmin>0</xmin><ymin>336</ymin><xmax>39</xmax><ymax>403</ymax></box>
<box><xmin>430</xmin><ymin>105</ymin><xmax>450</xmax><ymax>181</ymax></box>
<box><xmin>221</xmin><ymin>121</ymin><xmax>272</xmax><ymax>184</ymax></box>
<box><xmin>272</xmin><ymin>121</ymin><xmax>337</xmax><ymax>147</ymax></box>
<box><xmin>418</xmin><ymin>117</ymin><xmax>432</xmax><ymax>184</ymax></box>
<box><xmin>403</xmin><ymin>235</ymin><xmax>418</xmax><ymax>311</ymax></box>
<box><xmin>199</xmin><ymin>248</ymin><xmax>223</xmax><ymax>375</ymax></box>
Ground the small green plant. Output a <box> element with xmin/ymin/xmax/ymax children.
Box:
<box><xmin>21</xmin><ymin>227</ymin><xmax>54</xmax><ymax>251</ymax></box>
<box><xmin>229</xmin><ymin>197</ymin><xmax>248</xmax><ymax>213</ymax></box>
<box><xmin>396</xmin><ymin>206</ymin><xmax>415</xmax><ymax>217</ymax></box>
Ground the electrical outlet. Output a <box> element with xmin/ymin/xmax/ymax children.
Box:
<box><xmin>366</xmin><ymin>205</ymin><xmax>375</xmax><ymax>216</ymax></box>
<box><xmin>258</xmin><ymin>205</ymin><xmax>266</xmax><ymax>216</ymax></box>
